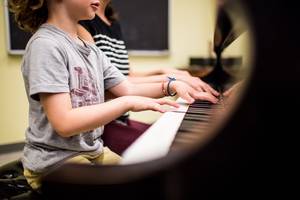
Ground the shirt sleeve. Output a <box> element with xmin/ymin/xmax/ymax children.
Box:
<box><xmin>24</xmin><ymin>37</ymin><xmax>70</xmax><ymax>101</ymax></box>
<box><xmin>99</xmin><ymin>50</ymin><xmax>126</xmax><ymax>90</ymax></box>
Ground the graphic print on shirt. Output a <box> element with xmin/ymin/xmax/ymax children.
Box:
<box><xmin>70</xmin><ymin>66</ymin><xmax>100</xmax><ymax>108</ymax></box>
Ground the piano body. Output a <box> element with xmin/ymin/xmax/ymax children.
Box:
<box><xmin>42</xmin><ymin>0</ymin><xmax>299</xmax><ymax>199</ymax></box>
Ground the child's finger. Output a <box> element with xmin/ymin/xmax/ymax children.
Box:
<box><xmin>151</xmin><ymin>103</ymin><xmax>166</xmax><ymax>113</ymax></box>
<box><xmin>156</xmin><ymin>98</ymin><xmax>180</xmax><ymax>108</ymax></box>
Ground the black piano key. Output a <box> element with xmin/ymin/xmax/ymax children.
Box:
<box><xmin>177</xmin><ymin>120</ymin><xmax>210</xmax><ymax>133</ymax></box>
<box><xmin>189</xmin><ymin>104</ymin><xmax>212</xmax><ymax>108</ymax></box>
<box><xmin>185</xmin><ymin>109</ymin><xmax>211</xmax><ymax>115</ymax></box>
<box><xmin>177</xmin><ymin>127</ymin><xmax>209</xmax><ymax>134</ymax></box>
<box><xmin>178</xmin><ymin>121</ymin><xmax>211</xmax><ymax>129</ymax></box>
<box><xmin>183</xmin><ymin>116</ymin><xmax>211</xmax><ymax>122</ymax></box>
<box><xmin>193</xmin><ymin>100</ymin><xmax>212</xmax><ymax>104</ymax></box>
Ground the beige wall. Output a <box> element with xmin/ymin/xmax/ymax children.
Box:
<box><xmin>0</xmin><ymin>1</ymin><xmax>28</xmax><ymax>144</ymax></box>
<box><xmin>0</xmin><ymin>0</ymin><xmax>222</xmax><ymax>145</ymax></box>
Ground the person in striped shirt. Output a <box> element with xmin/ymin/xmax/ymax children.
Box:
<box><xmin>78</xmin><ymin>0</ymin><xmax>219</xmax><ymax>155</ymax></box>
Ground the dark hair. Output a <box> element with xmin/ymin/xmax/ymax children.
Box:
<box><xmin>8</xmin><ymin>0</ymin><xmax>48</xmax><ymax>33</ymax></box>
<box><xmin>105</xmin><ymin>3</ymin><xmax>119</xmax><ymax>22</ymax></box>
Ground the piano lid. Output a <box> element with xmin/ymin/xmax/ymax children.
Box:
<box><xmin>213</xmin><ymin>0</ymin><xmax>246</xmax><ymax>54</ymax></box>
<box><xmin>202</xmin><ymin>0</ymin><xmax>248</xmax><ymax>89</ymax></box>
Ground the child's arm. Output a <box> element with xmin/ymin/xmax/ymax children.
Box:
<box><xmin>40</xmin><ymin>93</ymin><xmax>178</xmax><ymax>138</ymax></box>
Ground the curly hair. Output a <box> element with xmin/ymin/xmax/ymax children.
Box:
<box><xmin>8</xmin><ymin>0</ymin><xmax>48</xmax><ymax>33</ymax></box>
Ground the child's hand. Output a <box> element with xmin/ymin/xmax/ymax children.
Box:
<box><xmin>171</xmin><ymin>81</ymin><xmax>219</xmax><ymax>104</ymax></box>
<box><xmin>122</xmin><ymin>96</ymin><xmax>180</xmax><ymax>113</ymax></box>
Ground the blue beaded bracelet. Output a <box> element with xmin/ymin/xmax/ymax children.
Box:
<box><xmin>166</xmin><ymin>76</ymin><xmax>177</xmax><ymax>96</ymax></box>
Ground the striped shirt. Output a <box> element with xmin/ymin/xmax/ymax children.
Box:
<box><xmin>80</xmin><ymin>15</ymin><xmax>130</xmax><ymax>76</ymax></box>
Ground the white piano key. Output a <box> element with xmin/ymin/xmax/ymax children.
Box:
<box><xmin>120</xmin><ymin>98</ymin><xmax>189</xmax><ymax>165</ymax></box>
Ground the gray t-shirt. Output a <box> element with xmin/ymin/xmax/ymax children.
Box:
<box><xmin>21</xmin><ymin>24</ymin><xmax>125</xmax><ymax>173</ymax></box>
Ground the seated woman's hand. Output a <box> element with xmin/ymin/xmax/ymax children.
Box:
<box><xmin>172</xmin><ymin>74</ymin><xmax>219</xmax><ymax>97</ymax></box>
<box><xmin>170</xmin><ymin>81</ymin><xmax>219</xmax><ymax>104</ymax></box>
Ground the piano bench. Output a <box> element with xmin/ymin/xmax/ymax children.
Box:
<box><xmin>0</xmin><ymin>159</ymin><xmax>39</xmax><ymax>199</ymax></box>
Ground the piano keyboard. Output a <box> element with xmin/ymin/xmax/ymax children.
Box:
<box><xmin>169</xmin><ymin>99</ymin><xmax>225</xmax><ymax>153</ymax></box>
<box><xmin>120</xmin><ymin>97</ymin><xmax>226</xmax><ymax>165</ymax></box>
